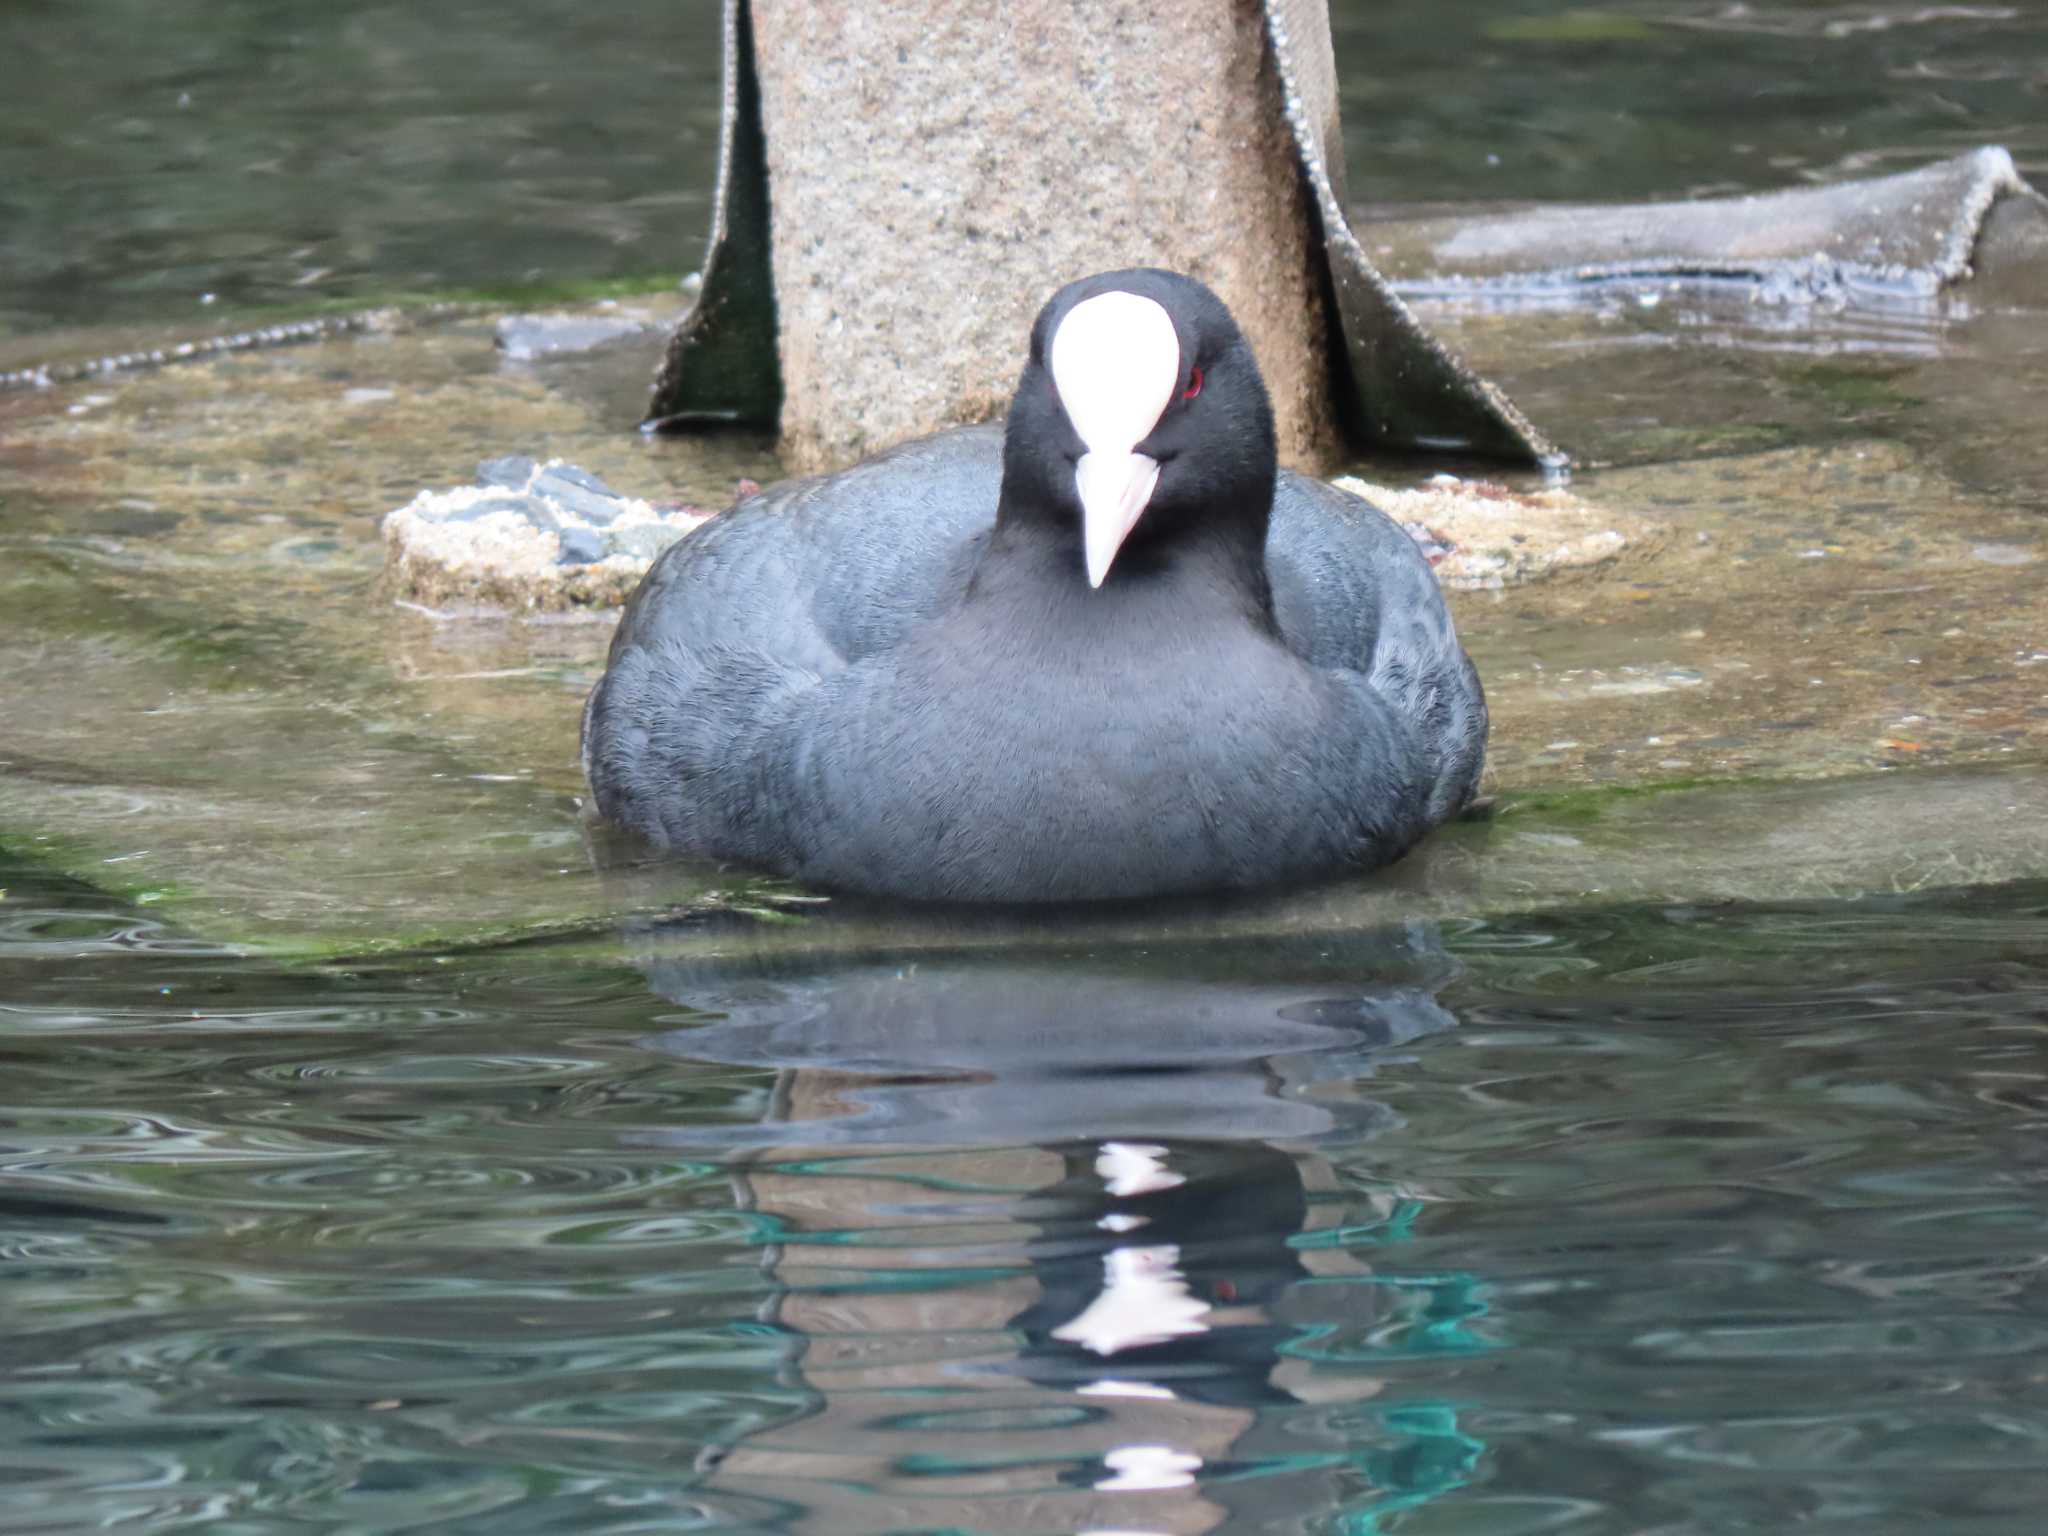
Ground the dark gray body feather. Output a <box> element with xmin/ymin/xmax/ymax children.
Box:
<box><xmin>583</xmin><ymin>426</ymin><xmax>1484</xmax><ymax>901</ymax></box>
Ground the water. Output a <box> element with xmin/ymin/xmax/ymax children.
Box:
<box><xmin>7</xmin><ymin>852</ymin><xmax>2048</xmax><ymax>1533</ymax></box>
<box><xmin>1335</xmin><ymin>0</ymin><xmax>2048</xmax><ymax>207</ymax></box>
<box><xmin>4</xmin><ymin>1</ymin><xmax>2043</xmax><ymax>338</ymax></box>
<box><xmin>0</xmin><ymin>0</ymin><xmax>724</xmax><ymax>338</ymax></box>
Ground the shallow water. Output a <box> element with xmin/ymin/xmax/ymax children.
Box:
<box><xmin>0</xmin><ymin>0</ymin><xmax>724</xmax><ymax>338</ymax></box>
<box><xmin>7</xmin><ymin>854</ymin><xmax>2048</xmax><ymax>1534</ymax></box>
<box><xmin>1337</xmin><ymin>0</ymin><xmax>2048</xmax><ymax>206</ymax></box>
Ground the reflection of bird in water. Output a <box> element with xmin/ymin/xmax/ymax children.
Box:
<box><xmin>1018</xmin><ymin>1140</ymin><xmax>1316</xmax><ymax>1401</ymax></box>
<box><xmin>627</xmin><ymin>914</ymin><xmax>1487</xmax><ymax>1532</ymax></box>
<box><xmin>636</xmin><ymin>918</ymin><xmax>1458</xmax><ymax>1148</ymax></box>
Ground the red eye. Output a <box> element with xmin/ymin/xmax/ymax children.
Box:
<box><xmin>1183</xmin><ymin>366</ymin><xmax>1203</xmax><ymax>402</ymax></box>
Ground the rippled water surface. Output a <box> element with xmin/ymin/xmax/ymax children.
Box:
<box><xmin>1339</xmin><ymin>0</ymin><xmax>2048</xmax><ymax>205</ymax></box>
<box><xmin>8</xmin><ymin>852</ymin><xmax>2047</xmax><ymax>1534</ymax></box>
<box><xmin>4</xmin><ymin>0</ymin><xmax>2043</xmax><ymax>335</ymax></box>
<box><xmin>0</xmin><ymin>0</ymin><xmax>724</xmax><ymax>337</ymax></box>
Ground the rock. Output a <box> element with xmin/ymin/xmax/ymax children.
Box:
<box><xmin>553</xmin><ymin>526</ymin><xmax>608</xmax><ymax>566</ymax></box>
<box><xmin>602</xmin><ymin>523</ymin><xmax>692</xmax><ymax>562</ymax></box>
<box><xmin>440</xmin><ymin>493</ymin><xmax>564</xmax><ymax>529</ymax></box>
<box><xmin>736</xmin><ymin>0</ymin><xmax>1339</xmax><ymax>471</ymax></box>
<box><xmin>476</xmin><ymin>455</ymin><xmax>538</xmax><ymax>489</ymax></box>
<box><xmin>382</xmin><ymin>457</ymin><xmax>714</xmax><ymax>610</ymax></box>
<box><xmin>533</xmin><ymin>463</ymin><xmax>615</xmax><ymax>497</ymax></box>
<box><xmin>532</xmin><ymin>463</ymin><xmax>627</xmax><ymax>525</ymax></box>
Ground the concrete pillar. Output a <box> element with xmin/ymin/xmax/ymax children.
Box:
<box><xmin>748</xmin><ymin>0</ymin><xmax>1335</xmax><ymax>472</ymax></box>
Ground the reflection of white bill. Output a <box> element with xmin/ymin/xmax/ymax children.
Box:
<box><xmin>1093</xmin><ymin>1443</ymin><xmax>1206</xmax><ymax>1493</ymax></box>
<box><xmin>1078</xmin><ymin>1378</ymin><xmax>1179</xmax><ymax>1401</ymax></box>
<box><xmin>1054</xmin><ymin>1242</ymin><xmax>1213</xmax><ymax>1356</ymax></box>
<box><xmin>1095</xmin><ymin>1141</ymin><xmax>1187</xmax><ymax>1197</ymax></box>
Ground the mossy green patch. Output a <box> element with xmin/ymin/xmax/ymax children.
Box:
<box><xmin>1788</xmin><ymin>361</ymin><xmax>1920</xmax><ymax>420</ymax></box>
<box><xmin>1494</xmin><ymin>773</ymin><xmax>1769</xmax><ymax>826</ymax></box>
<box><xmin>0</xmin><ymin>831</ymin><xmax>199</xmax><ymax>919</ymax></box>
<box><xmin>1485</xmin><ymin>10</ymin><xmax>1659</xmax><ymax>45</ymax></box>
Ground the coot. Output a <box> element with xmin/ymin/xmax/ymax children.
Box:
<box><xmin>583</xmin><ymin>269</ymin><xmax>1485</xmax><ymax>901</ymax></box>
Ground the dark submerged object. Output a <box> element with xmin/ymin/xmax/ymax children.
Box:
<box><xmin>584</xmin><ymin>269</ymin><xmax>1485</xmax><ymax>902</ymax></box>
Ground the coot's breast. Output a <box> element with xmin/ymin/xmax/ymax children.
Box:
<box><xmin>764</xmin><ymin>583</ymin><xmax>1394</xmax><ymax>903</ymax></box>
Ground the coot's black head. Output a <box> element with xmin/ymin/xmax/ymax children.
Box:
<box><xmin>1001</xmin><ymin>268</ymin><xmax>1278</xmax><ymax>588</ymax></box>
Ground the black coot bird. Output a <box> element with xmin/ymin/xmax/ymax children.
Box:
<box><xmin>583</xmin><ymin>269</ymin><xmax>1485</xmax><ymax>901</ymax></box>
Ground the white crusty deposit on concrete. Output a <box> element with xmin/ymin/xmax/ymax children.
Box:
<box><xmin>382</xmin><ymin>457</ymin><xmax>715</xmax><ymax>611</ymax></box>
<box><xmin>1334</xmin><ymin>472</ymin><xmax>1658</xmax><ymax>590</ymax></box>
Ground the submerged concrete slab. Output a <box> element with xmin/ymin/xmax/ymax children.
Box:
<box><xmin>0</xmin><ymin>295</ymin><xmax>2044</xmax><ymax>949</ymax></box>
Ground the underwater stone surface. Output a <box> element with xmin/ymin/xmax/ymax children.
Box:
<box><xmin>2</xmin><ymin>293</ymin><xmax>2046</xmax><ymax>948</ymax></box>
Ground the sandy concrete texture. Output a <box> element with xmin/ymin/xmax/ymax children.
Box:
<box><xmin>749</xmin><ymin>0</ymin><xmax>1336</xmax><ymax>471</ymax></box>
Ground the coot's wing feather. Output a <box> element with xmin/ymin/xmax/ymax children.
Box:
<box><xmin>608</xmin><ymin>426</ymin><xmax>1002</xmax><ymax>668</ymax></box>
<box><xmin>584</xmin><ymin>427</ymin><xmax>1002</xmax><ymax>856</ymax></box>
<box><xmin>1266</xmin><ymin>472</ymin><xmax>1487</xmax><ymax>820</ymax></box>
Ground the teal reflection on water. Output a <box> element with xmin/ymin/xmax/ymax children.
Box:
<box><xmin>7</xmin><ymin>851</ymin><xmax>2048</xmax><ymax>1531</ymax></box>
